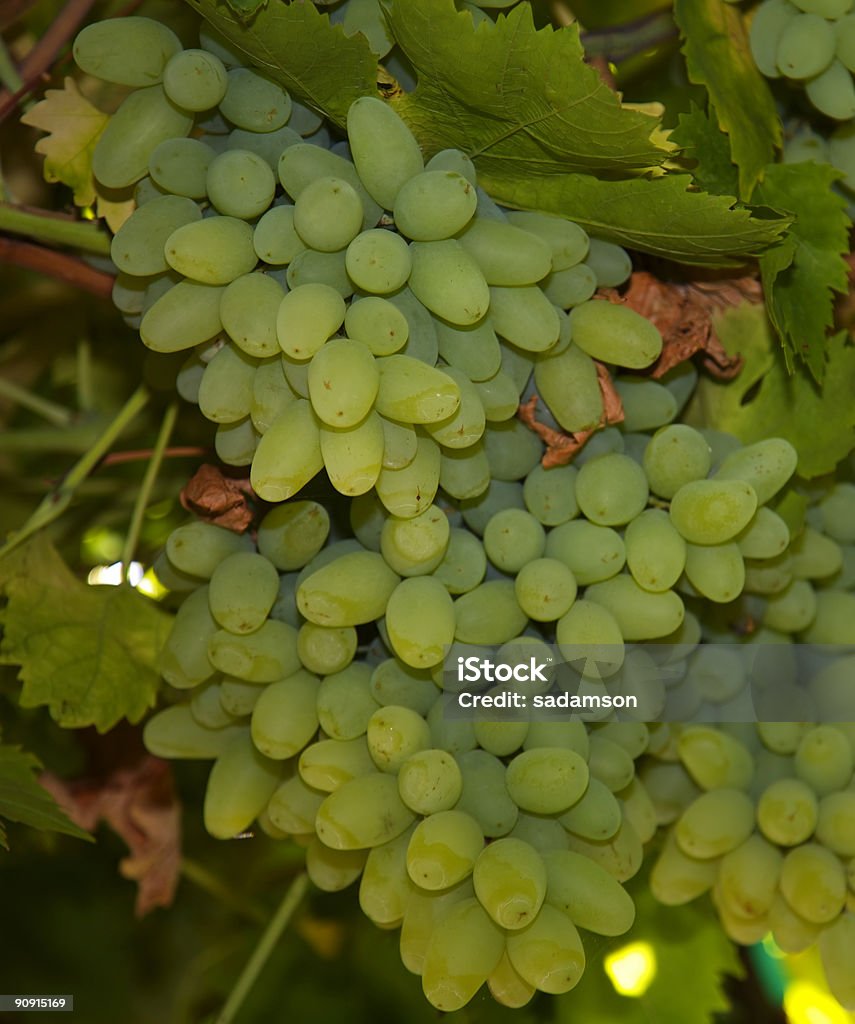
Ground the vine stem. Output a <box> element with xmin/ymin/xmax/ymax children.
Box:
<box><xmin>120</xmin><ymin>400</ymin><xmax>177</xmax><ymax>579</ymax></box>
<box><xmin>0</xmin><ymin>375</ymin><xmax>75</xmax><ymax>427</ymax></box>
<box><xmin>0</xmin><ymin>236</ymin><xmax>114</xmax><ymax>296</ymax></box>
<box><xmin>0</xmin><ymin>203</ymin><xmax>111</xmax><ymax>255</ymax></box>
<box><xmin>214</xmin><ymin>873</ymin><xmax>308</xmax><ymax>1024</ymax></box>
<box><xmin>0</xmin><ymin>385</ymin><xmax>150</xmax><ymax>559</ymax></box>
<box><xmin>0</xmin><ymin>35</ymin><xmax>23</xmax><ymax>93</ymax></box>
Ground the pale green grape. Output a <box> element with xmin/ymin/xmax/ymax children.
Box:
<box><xmin>316</xmin><ymin>772</ymin><xmax>415</xmax><ymax>849</ymax></box>
<box><xmin>398</xmin><ymin>749</ymin><xmax>462</xmax><ymax>814</ymax></box>
<box><xmin>780</xmin><ymin>842</ymin><xmax>847</xmax><ymax>923</ymax></box>
<box><xmin>505</xmin><ymin>748</ymin><xmax>588</xmax><ymax>815</ymax></box>
<box><xmin>507</xmin><ymin>814</ymin><xmax>566</xmax><ymax>856</ymax></box>
<box><xmin>208</xmin><ymin>551</ymin><xmax>279</xmax><ymax>634</ymax></box>
<box><xmin>458</xmin><ymin>219</ymin><xmax>552</xmax><ymax>286</ymax></box>
<box><xmin>297</xmin><ymin>550</ymin><xmax>400</xmax><ymax>626</ymax></box>
<box><xmin>586</xmin><ymin>735</ymin><xmax>635</xmax><ymax>792</ymax></box>
<box><xmin>299</xmin><ymin>736</ymin><xmax>376</xmax><ymax>792</ymax></box>
<box><xmin>345</xmin><ymin>297</ymin><xmax>409</xmax><ymax>355</ymax></box>
<box><xmin>806</xmin><ymin>58</ymin><xmax>855</xmax><ymax>118</ymax></box>
<box><xmin>297</xmin><ymin>622</ymin><xmax>357</xmax><ymax>674</ymax></box>
<box><xmin>454</xmin><ymin>580</ymin><xmax>528</xmax><ymax>644</ymax></box>
<box><xmin>583</xmin><ymin>238</ymin><xmax>632</xmax><ymax>287</ymax></box>
<box><xmin>750</xmin><ymin>0</ymin><xmax>800</xmax><ymax>77</ymax></box>
<box><xmin>575</xmin><ymin>453</ymin><xmax>649</xmax><ymax>526</ymax></box>
<box><xmin>198</xmin><ymin>343</ymin><xmax>257</xmax><ymax>423</ymax></box>
<box><xmin>346</xmin><ymin>95</ymin><xmax>424</xmax><ymax>209</ymax></box>
<box><xmin>599</xmin><ymin>721</ymin><xmax>650</xmax><ymax>759</ymax></box>
<box><xmin>294</xmin><ymin>175</ymin><xmax>364</xmax><ymax>252</ymax></box>
<box><xmin>208</xmin><ymin>618</ymin><xmax>301</xmax><ymax>682</ymax></box>
<box><xmin>162</xmin><ymin>47</ymin><xmax>227</xmax><ymax>110</ymax></box>
<box><xmin>143</xmin><ymin>706</ymin><xmax>246</xmax><ymax>759</ymax></box>
<box><xmin>714</xmin><ymin>438</ymin><xmax>797</xmax><ymax>504</ymax></box>
<box><xmin>206</xmin><ymin>149</ymin><xmax>276</xmax><ymax>219</ymax></box>
<box><xmin>190</xmin><ymin>680</ymin><xmax>237</xmax><ymax>731</ymax></box>
<box><xmin>743</xmin><ymin>553</ymin><xmax>791</xmax><ymax>595</ymax></box>
<box><xmin>560</xmin><ymin>777</ymin><xmax>621</xmax><ymax>840</ymax></box>
<box><xmin>483</xmin><ymin>508</ymin><xmax>546</xmax><ymax>573</ymax></box>
<box><xmin>203</xmin><ymin>732</ymin><xmax>282</xmax><ymax>839</ymax></box>
<box><xmin>277</xmin><ymin>143</ymin><xmax>383</xmax><ymax>228</ymax></box>
<box><xmin>286</xmin><ymin>248</ymin><xmax>353</xmax><ymax>297</ymax></box>
<box><xmin>220</xmin><ymin>677</ymin><xmax>264</xmax><ymax>717</ymax></box>
<box><xmin>643</xmin><ymin>424</ymin><xmax>712</xmax><ymax>499</ymax></box>
<box><xmin>251</xmin><ymin>358</ymin><xmax>297</xmax><ymax>433</ymax></box>
<box><xmin>838</xmin><ymin>14</ymin><xmax>855</xmax><ymax>72</ymax></box>
<box><xmin>359</xmin><ymin>825</ymin><xmax>414</xmax><ymax>924</ymax></box>
<box><xmin>802</xmin><ymin>590</ymin><xmax>855</xmax><ymax>643</ymax></box>
<box><xmin>256</xmin><ymin>501</ymin><xmax>329</xmax><ymax>571</ymax></box>
<box><xmin>386</xmin><ymin>577</ymin><xmax>456</xmax><ymax>669</ymax></box>
<box><xmin>677</xmin><ymin>727</ymin><xmax>754</xmax><ymax>790</ymax></box>
<box><xmin>346</xmin><ymin>229</ymin><xmax>412</xmax><ymax>293</ymax></box>
<box><xmin>219</xmin><ymin>67</ymin><xmax>291</xmax><ymax>131</ymax></box>
<box><xmin>488</xmin><ymin>952</ymin><xmax>536</xmax><ymax>1009</ymax></box>
<box><xmin>426</xmin><ymin>148</ymin><xmax>477</xmax><ymax>184</ymax></box>
<box><xmin>320</xmin><ymin>413</ymin><xmax>385</xmax><ymax>496</ymax></box>
<box><xmin>684</xmin><ymin>541</ymin><xmax>746</xmax><ymax>603</ymax></box>
<box><xmin>541</xmin><ymin>265</ymin><xmax>598</xmax><ymax>308</ymax></box>
<box><xmin>650</xmin><ymin>828</ymin><xmax>719</xmax><ymax>905</ymax></box>
<box><xmin>267</xmin><ymin>774</ymin><xmax>325</xmax><ymax>834</ymax></box>
<box><xmin>73</xmin><ymin>16</ymin><xmax>181</xmax><ymax>86</ymax></box>
<box><xmin>764</xmin><ymin>579</ymin><xmax>818</xmax><ymax>631</ymax></box>
<box><xmin>776</xmin><ymin>13</ymin><xmax>836</xmax><ymax>78</ymax></box>
<box><xmin>473</xmin><ymin>838</ymin><xmax>547</xmax><ymax>930</ymax></box>
<box><xmin>482</xmin><ymin>417</ymin><xmax>543</xmax><ymax>481</ymax></box>
<box><xmin>440</xmin><ymin>442</ymin><xmax>491</xmax><ymax>500</ymax></box>
<box><xmin>545</xmin><ymin>520</ymin><xmax>625</xmax><ymax>584</ymax></box>
<box><xmin>407</xmin><ymin>809</ymin><xmax>485</xmax><ymax>890</ymax></box>
<box><xmin>306</xmin><ymin>838</ymin><xmax>368</xmax><ymax>892</ymax></box>
<box><xmin>671</xmin><ymin>479</ymin><xmax>758</xmax><ymax>544</ymax></box>
<box><xmin>408</xmin><ymin>240</ymin><xmax>490</xmax><ymax>325</ymax></box>
<box><xmin>250</xmin><ymin>399</ymin><xmax>324</xmax><ymax>501</ymax></box>
<box><xmin>819</xmin><ymin>483</ymin><xmax>855</xmax><ymax>541</ymax></box>
<box><xmin>317</xmin><ymin>663</ymin><xmax>380</xmax><ymax>740</ymax></box>
<box><xmin>586</xmin><ymin>574</ymin><xmax>684</xmax><ymax>640</ymax></box>
<box><xmin>514</xmin><ymin>558</ymin><xmax>577</xmax><ymax>622</ymax></box>
<box><xmin>435</xmin><ymin>317</ymin><xmax>502</xmax><ymax>382</ymax></box>
<box><xmin>165</xmin><ymin>216</ymin><xmax>256</xmax><ymax>285</ymax></box>
<box><xmin>371</xmin><ymin>659</ymin><xmax>437</xmax><ymax>715</ymax></box>
<box><xmin>428</xmin><ymin>696</ymin><xmax>478</xmax><ymax>756</ymax></box>
<box><xmin>675</xmin><ymin>789</ymin><xmax>756</xmax><ymax>859</ymax></box>
<box><xmin>422</xmin><ymin>368</ymin><xmax>485</xmax><ymax>449</ymax></box>
<box><xmin>568</xmin><ymin>300</ymin><xmax>662</xmax><ymax>368</ymax></box>
<box><xmin>625</xmin><ymin>509</ymin><xmax>687</xmax><ymax>592</ymax></box>
<box><xmin>111</xmin><ymin>195</ymin><xmax>200</xmax><ymax>276</ymax></box>
<box><xmin>421</xmin><ymin>898</ymin><xmax>504</xmax><ymax>1011</ymax></box>
<box><xmin>794</xmin><ymin>726</ymin><xmax>853</xmax><ymax>795</ymax></box>
<box><xmin>276</xmin><ymin>282</ymin><xmax>346</xmax><ymax>360</ymax></box>
<box><xmin>816</xmin><ymin>791</ymin><xmax>855</xmax><ymax>856</ymax></box>
<box><xmin>400</xmin><ymin>878</ymin><xmax>474</xmax><ymax>974</ymax></box>
<box><xmin>820</xmin><ymin>912</ymin><xmax>855</xmax><ymax>1010</ymax></box>
<box><xmin>614</xmin><ymin>378</ymin><xmax>677</xmax><ymax>432</ymax></box>
<box><xmin>505</xmin><ymin>903</ymin><xmax>585</xmax><ymax>995</ymax></box>
<box><xmin>148</xmin><ymin>137</ymin><xmax>213</xmax><ymax>199</ymax></box>
<box><xmin>366</xmin><ymin>704</ymin><xmax>432</xmax><ymax>772</ymax></box>
<box><xmin>505</xmin><ymin>211</ymin><xmax>589</xmax><ymax>271</ymax></box>
<box><xmin>307</xmin><ymin>338</ymin><xmax>378</xmax><ymax>427</ymax></box>
<box><xmin>394</xmin><ymin>170</ymin><xmax>477</xmax><ymax>241</ymax></box>
<box><xmin>93</xmin><ymin>86</ymin><xmax>193</xmax><ymax>189</ymax></box>
<box><xmin>556</xmin><ymin>599</ymin><xmax>624</xmax><ymax>678</ymax></box>
<box><xmin>717</xmin><ymin>833</ymin><xmax>782</xmax><ymax>920</ymax></box>
<box><xmin>379</xmin><ymin>416</ymin><xmax>418</xmax><ymax>469</ymax></box>
<box><xmin>253</xmin><ymin>205</ymin><xmax>306</xmax><ymax>265</ymax></box>
<box><xmin>523</xmin><ymin>464</ymin><xmax>578</xmax><ymax>526</ymax></box>
<box><xmin>473</xmin><ymin>716</ymin><xmax>529</xmax><ymax>759</ymax></box>
<box><xmin>500</xmin><ymin>338</ymin><xmax>536</xmax><ymax>394</ymax></box>
<box><xmin>488</xmin><ymin>285</ymin><xmax>560</xmax><ymax>353</ymax></box>
<box><xmin>166</xmin><ymin>521</ymin><xmax>253</xmax><ymax>578</ymax></box>
<box><xmin>219</xmin><ymin>272</ymin><xmax>284</xmax><ymax>358</ymax></box>
<box><xmin>250</xmin><ymin>670</ymin><xmax>320</xmax><ymax>759</ymax></box>
<box><xmin>455</xmin><ymin>748</ymin><xmax>519</xmax><ymax>836</ymax></box>
<box><xmin>376</xmin><ymin>434</ymin><xmax>442</xmax><ymax>517</ymax></box>
<box><xmin>543</xmin><ymin>849</ymin><xmax>635</xmax><ymax>935</ymax></box>
<box><xmin>432</xmin><ymin>528</ymin><xmax>487</xmax><ymax>595</ymax></box>
<box><xmin>789</xmin><ymin>526</ymin><xmax>842</xmax><ymax>578</ymax></box>
<box><xmin>737</xmin><ymin>507</ymin><xmax>790</xmax><ymax>560</ymax></box>
<box><xmin>386</xmin><ymin>288</ymin><xmax>440</xmax><ymax>363</ymax></box>
<box><xmin>381</xmin><ymin>504</ymin><xmax>450</xmax><ymax>576</ymax></box>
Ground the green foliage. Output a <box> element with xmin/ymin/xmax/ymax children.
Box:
<box><xmin>752</xmin><ymin>163</ymin><xmax>851</xmax><ymax>382</ymax></box>
<box><xmin>669</xmin><ymin>104</ymin><xmax>739</xmax><ymax>198</ymax></box>
<box><xmin>686</xmin><ymin>304</ymin><xmax>855</xmax><ymax>479</ymax></box>
<box><xmin>0</xmin><ymin>742</ymin><xmax>92</xmax><ymax>850</ymax></box>
<box><xmin>673</xmin><ymin>0</ymin><xmax>780</xmax><ymax>200</ymax></box>
<box><xmin>0</xmin><ymin>536</ymin><xmax>172</xmax><ymax>732</ymax></box>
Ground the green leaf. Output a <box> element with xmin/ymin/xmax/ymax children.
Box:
<box><xmin>0</xmin><ymin>536</ymin><xmax>172</xmax><ymax>732</ymax></box>
<box><xmin>752</xmin><ymin>162</ymin><xmax>851</xmax><ymax>382</ymax></box>
<box><xmin>0</xmin><ymin>743</ymin><xmax>92</xmax><ymax>850</ymax></box>
<box><xmin>223</xmin><ymin>0</ymin><xmax>268</xmax><ymax>19</ymax></box>
<box><xmin>183</xmin><ymin>0</ymin><xmax>377</xmax><ymax>127</ymax></box>
<box><xmin>479</xmin><ymin>170</ymin><xmax>790</xmax><ymax>268</ymax></box>
<box><xmin>673</xmin><ymin>0</ymin><xmax>780</xmax><ymax>199</ymax></box>
<box><xmin>670</xmin><ymin>103</ymin><xmax>739</xmax><ymax>198</ymax></box>
<box><xmin>386</xmin><ymin>0</ymin><xmax>668</xmax><ymax>174</ymax></box>
<box><xmin>556</xmin><ymin>872</ymin><xmax>743</xmax><ymax>1024</ymax></box>
<box><xmin>685</xmin><ymin>303</ymin><xmax>855</xmax><ymax>479</ymax></box>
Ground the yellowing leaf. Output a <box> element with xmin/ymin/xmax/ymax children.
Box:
<box><xmin>0</xmin><ymin>536</ymin><xmax>172</xmax><ymax>733</ymax></box>
<box><xmin>95</xmin><ymin>183</ymin><xmax>136</xmax><ymax>233</ymax></box>
<box><xmin>21</xmin><ymin>77</ymin><xmax>108</xmax><ymax>207</ymax></box>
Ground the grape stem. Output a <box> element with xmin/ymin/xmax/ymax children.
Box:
<box><xmin>0</xmin><ymin>235</ymin><xmax>114</xmax><ymax>296</ymax></box>
<box><xmin>214</xmin><ymin>872</ymin><xmax>309</xmax><ymax>1024</ymax></box>
<box><xmin>0</xmin><ymin>203</ymin><xmax>111</xmax><ymax>255</ymax></box>
<box><xmin>0</xmin><ymin>375</ymin><xmax>75</xmax><ymax>428</ymax></box>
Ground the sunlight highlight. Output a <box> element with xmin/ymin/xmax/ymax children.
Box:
<box><xmin>604</xmin><ymin>941</ymin><xmax>657</xmax><ymax>997</ymax></box>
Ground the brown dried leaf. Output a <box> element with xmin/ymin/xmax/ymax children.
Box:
<box><xmin>40</xmin><ymin>756</ymin><xmax>181</xmax><ymax>916</ymax></box>
<box><xmin>180</xmin><ymin>463</ymin><xmax>254</xmax><ymax>532</ymax></box>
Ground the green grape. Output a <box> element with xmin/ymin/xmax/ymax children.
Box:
<box><xmin>440</xmin><ymin>443</ymin><xmax>491</xmax><ymax>501</ymax></box>
<box><xmin>267</xmin><ymin>774</ymin><xmax>326</xmax><ymax>834</ymax></box>
<box><xmin>500</xmin><ymin>338</ymin><xmax>537</xmax><ymax>394</ymax></box>
<box><xmin>381</xmin><ymin>504</ymin><xmax>450</xmax><ymax>576</ymax></box>
<box><xmin>345</xmin><ymin>229</ymin><xmax>412</xmax><ymax>294</ymax></box>
<box><xmin>684</xmin><ymin>541</ymin><xmax>745</xmax><ymax>603</ymax></box>
<box><xmin>287</xmin><ymin>248</ymin><xmax>353</xmax><ymax>298</ymax></box>
<box><xmin>207</xmin><ymin>551</ymin><xmax>279</xmax><ymax>634</ymax></box>
<box><xmin>400</xmin><ymin>879</ymin><xmax>474</xmax><ymax>975</ymax></box>
<box><xmin>453</xmin><ymin>748</ymin><xmax>518</xmax><ymax>837</ymax></box>
<box><xmin>568</xmin><ymin>300</ymin><xmax>661</xmax><ymax>368</ymax></box>
<box><xmin>111</xmin><ymin>195</ymin><xmax>200</xmax><ymax>277</ymax></box>
<box><xmin>220</xmin><ymin>677</ymin><xmax>264</xmax><ymax>717</ymax></box>
<box><xmin>483</xmin><ymin>508</ymin><xmax>545</xmax><ymax>573</ymax></box>
<box><xmin>345</xmin><ymin>297</ymin><xmax>409</xmax><ymax>355</ymax></box>
<box><xmin>320</xmin><ymin>413</ymin><xmax>385</xmax><ymax>496</ymax></box>
<box><xmin>148</xmin><ymin>137</ymin><xmax>213</xmax><ymax>199</ymax></box>
<box><xmin>536</xmin><ymin>344</ymin><xmax>602</xmax><ymax>428</ymax></box>
<box><xmin>250</xmin><ymin>399</ymin><xmax>323</xmax><ymax>500</ymax></box>
<box><xmin>473</xmin><ymin>716</ymin><xmax>529</xmax><ymax>759</ymax></box>
<box><xmin>714</xmin><ymin>438</ymin><xmax>797</xmax><ymax>504</ymax></box>
<box><xmin>162</xmin><ymin>47</ymin><xmax>228</xmax><ymax>110</ymax></box>
<box><xmin>308</xmin><ymin>338</ymin><xmax>378</xmax><ymax>427</ymax></box>
<box><xmin>407</xmin><ymin>809</ymin><xmax>484</xmax><ymax>890</ymax></box>
<box><xmin>203</xmin><ymin>732</ymin><xmax>282</xmax><ymax>839</ymax></box>
<box><xmin>297</xmin><ymin>622</ymin><xmax>357</xmax><ymax>674</ymax></box>
<box><xmin>523</xmin><ymin>464</ymin><xmax>578</xmax><ymax>526</ymax></box>
<box><xmin>73</xmin><ymin>16</ymin><xmax>181</xmax><ymax>86</ymax></box>
<box><xmin>408</xmin><ymin>240</ymin><xmax>490</xmax><ymax>325</ymax></box>
<box><xmin>206</xmin><ymin>149</ymin><xmax>276</xmax><ymax>219</ymax></box>
<box><xmin>488</xmin><ymin>285</ymin><xmax>560</xmax><ymax>353</ymax></box>
<box><xmin>93</xmin><ymin>86</ymin><xmax>192</xmax><ymax>189</ymax></box>
<box><xmin>316</xmin><ymin>663</ymin><xmax>379</xmax><ymax>740</ymax></box>
<box><xmin>780</xmin><ymin>843</ymin><xmax>847</xmax><ymax>923</ymax></box>
<box><xmin>457</xmin><ymin>219</ymin><xmax>552</xmax><ymax>286</ymax></box>
<box><xmin>750</xmin><ymin>0</ymin><xmax>800</xmax><ymax>77</ymax></box>
<box><xmin>583</xmin><ymin>238</ymin><xmax>632</xmax><ymax>287</ymax></box>
<box><xmin>397</xmin><ymin>749</ymin><xmax>462</xmax><ymax>814</ymax></box>
<box><xmin>482</xmin><ymin>417</ymin><xmax>543</xmax><ymax>482</ymax></box>
<box><xmin>251</xmin><ymin>357</ymin><xmax>297</xmax><ymax>432</ymax></box>
<box><xmin>560</xmin><ymin>777</ymin><xmax>621</xmax><ymax>840</ymax></box>
<box><xmin>545</xmin><ymin>520</ymin><xmax>625</xmax><ymax>585</ymax></box>
<box><xmin>386</xmin><ymin>288</ymin><xmax>440</xmax><ymax>363</ymax></box>
<box><xmin>514</xmin><ymin>558</ymin><xmax>577</xmax><ymax>622</ymax></box>
<box><xmin>806</xmin><ymin>58</ymin><xmax>855</xmax><ymax>118</ymax></box>
<box><xmin>488</xmin><ymin>951</ymin><xmax>536</xmax><ymax>1009</ymax></box>
<box><xmin>542</xmin><ymin>264</ymin><xmax>598</xmax><ymax>309</ymax></box>
<box><xmin>432</xmin><ymin>528</ymin><xmax>487</xmax><ymax>595</ymax></box>
<box><xmin>366</xmin><ymin>704</ymin><xmax>432</xmax><ymax>772</ymax></box>
<box><xmin>763</xmin><ymin>579</ymin><xmax>817</xmax><ymax>631</ymax></box>
<box><xmin>317</xmin><ymin>772</ymin><xmax>415</xmax><ymax>850</ymax></box>
<box><xmin>190</xmin><ymin>680</ymin><xmax>238</xmax><ymax>731</ymax></box>
<box><xmin>306</xmin><ymin>837</ymin><xmax>368</xmax><ymax>891</ymax></box>
<box><xmin>435</xmin><ymin>317</ymin><xmax>501</xmax><ymax>383</ymax></box>
<box><xmin>255</xmin><ymin>501</ymin><xmax>329</xmax><ymax>571</ymax></box>
<box><xmin>650</xmin><ymin>828</ymin><xmax>718</xmax><ymax>905</ymax></box>
<box><xmin>458</xmin><ymin>479</ymin><xmax>523</xmax><ymax>538</ymax></box>
<box><xmin>737</xmin><ymin>507</ymin><xmax>790</xmax><ymax>560</ymax></box>
<box><xmin>299</xmin><ymin>736</ymin><xmax>377</xmax><ymax>792</ymax></box>
<box><xmin>427</xmin><ymin>696</ymin><xmax>478</xmax><ymax>756</ymax></box>
<box><xmin>253</xmin><ymin>205</ymin><xmax>306</xmax><ymax>265</ymax></box>
<box><xmin>815</xmin><ymin>791</ymin><xmax>855</xmax><ymax>856</ymax></box>
<box><xmin>505</xmin><ymin>903</ymin><xmax>585</xmax><ymax>995</ymax></box>
<box><xmin>676</xmin><ymin>789</ymin><xmax>755</xmax><ymax>859</ymax></box>
<box><xmin>543</xmin><ymin>848</ymin><xmax>635</xmax><ymax>935</ymax></box>
<box><xmin>293</xmin><ymin>176</ymin><xmax>364</xmax><ymax>252</ymax></box>
<box><xmin>670</xmin><ymin>479</ymin><xmax>758</xmax><ymax>544</ymax></box>
<box><xmin>376</xmin><ymin>434</ymin><xmax>442</xmax><ymax>517</ymax></box>
<box><xmin>716</xmin><ymin>833</ymin><xmax>782</xmax><ymax>920</ymax></box>
<box><xmin>506</xmin><ymin>814</ymin><xmax>565</xmax><ymax>856</ymax></box>
<box><xmin>217</xmin><ymin>416</ymin><xmax>258</xmax><ymax>466</ymax></box>
<box><xmin>838</xmin><ymin>13</ymin><xmax>855</xmax><ymax>72</ymax></box>
<box><xmin>505</xmin><ymin>748</ymin><xmax>588</xmax><ymax>815</ymax></box>
<box><xmin>802</xmin><ymin>590</ymin><xmax>855</xmax><ymax>643</ymax></box>
<box><xmin>556</xmin><ymin>599</ymin><xmax>624</xmax><ymax>678</ymax></box>
<box><xmin>298</xmin><ymin>550</ymin><xmax>399</xmax><ymax>626</ymax></box>
<box><xmin>346</xmin><ymin>95</ymin><xmax>424</xmax><ymax>209</ymax></box>
<box><xmin>197</xmin><ymin>343</ymin><xmax>257</xmax><ymax>423</ymax></box>
<box><xmin>575</xmin><ymin>453</ymin><xmax>649</xmax><ymax>526</ymax></box>
<box><xmin>789</xmin><ymin>525</ymin><xmax>842</xmax><ymax>578</ymax></box>
<box><xmin>276</xmin><ymin>283</ymin><xmax>346</xmax><ymax>360</ymax></box>
<box><xmin>677</xmin><ymin>727</ymin><xmax>754</xmax><ymax>791</ymax></box>
<box><xmin>820</xmin><ymin>912</ymin><xmax>855</xmax><ymax>1010</ymax></box>
<box><xmin>426</xmin><ymin>148</ymin><xmax>477</xmax><ymax>184</ymax></box>
<box><xmin>454</xmin><ymin>580</ymin><xmax>528</xmax><ymax>644</ymax></box>
<box><xmin>421</xmin><ymin>898</ymin><xmax>504</xmax><ymax>1011</ymax></box>
<box><xmin>379</xmin><ymin>416</ymin><xmax>418</xmax><ymax>469</ymax></box>
<box><xmin>614</xmin><ymin>378</ymin><xmax>677</xmax><ymax>432</ymax></box>
<box><xmin>219</xmin><ymin>273</ymin><xmax>284</xmax><ymax>358</ymax></box>
<box><xmin>743</xmin><ymin>553</ymin><xmax>791</xmax><ymax>595</ymax></box>
<box><xmin>250</xmin><ymin>670</ymin><xmax>320</xmax><ymax>759</ymax></box>
<box><xmin>586</xmin><ymin>575</ymin><xmax>684</xmax><ymax>640</ymax></box>
<box><xmin>473</xmin><ymin>838</ymin><xmax>547</xmax><ymax>930</ymax></box>
<box><xmin>598</xmin><ymin>721</ymin><xmax>649</xmax><ymax>759</ymax></box>
<box><xmin>278</xmin><ymin>143</ymin><xmax>383</xmax><ymax>228</ymax></box>
<box><xmin>586</xmin><ymin>735</ymin><xmax>635</xmax><ymax>792</ymax></box>
<box><xmin>624</xmin><ymin>509</ymin><xmax>687</xmax><ymax>592</ymax></box>
<box><xmin>164</xmin><ymin>216</ymin><xmax>256</xmax><ymax>285</ymax></box>
<box><xmin>643</xmin><ymin>424</ymin><xmax>712</xmax><ymax>499</ymax></box>
<box><xmin>144</xmin><ymin>706</ymin><xmax>246</xmax><ymax>759</ymax></box>
<box><xmin>505</xmin><ymin>211</ymin><xmax>589</xmax><ymax>271</ymax></box>
<box><xmin>394</xmin><ymin>170</ymin><xmax>477</xmax><ymax>241</ymax></box>
<box><xmin>386</xmin><ymin>577</ymin><xmax>456</xmax><ymax>669</ymax></box>
<box><xmin>208</xmin><ymin>618</ymin><xmax>301</xmax><ymax>682</ymax></box>
<box><xmin>359</xmin><ymin>825</ymin><xmax>415</xmax><ymax>924</ymax></box>
<box><xmin>818</xmin><ymin>484</ymin><xmax>855</xmax><ymax>541</ymax></box>
<box><xmin>219</xmin><ymin>67</ymin><xmax>291</xmax><ymax>131</ymax></box>
<box><xmin>371</xmin><ymin>659</ymin><xmax>437</xmax><ymax>715</ymax></box>
<box><xmin>776</xmin><ymin>13</ymin><xmax>836</xmax><ymax>78</ymax></box>
<box><xmin>166</xmin><ymin>522</ymin><xmax>253</xmax><ymax>578</ymax></box>
<box><xmin>794</xmin><ymin>726</ymin><xmax>853</xmax><ymax>795</ymax></box>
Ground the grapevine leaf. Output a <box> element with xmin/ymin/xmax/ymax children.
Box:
<box><xmin>685</xmin><ymin>303</ymin><xmax>855</xmax><ymax>478</ymax></box>
<box><xmin>0</xmin><ymin>744</ymin><xmax>93</xmax><ymax>850</ymax></box>
<box><xmin>385</xmin><ymin>0</ymin><xmax>669</xmax><ymax>174</ymax></box>
<box><xmin>183</xmin><ymin>0</ymin><xmax>377</xmax><ymax>126</ymax></box>
<box><xmin>20</xmin><ymin>77</ymin><xmax>108</xmax><ymax>207</ymax></box>
<box><xmin>479</xmin><ymin>170</ymin><xmax>790</xmax><ymax>268</ymax></box>
<box><xmin>222</xmin><ymin>0</ymin><xmax>268</xmax><ymax>19</ymax></box>
<box><xmin>670</xmin><ymin>103</ymin><xmax>739</xmax><ymax>198</ymax></box>
<box><xmin>752</xmin><ymin>162</ymin><xmax>851</xmax><ymax>382</ymax></box>
<box><xmin>673</xmin><ymin>0</ymin><xmax>780</xmax><ymax>199</ymax></box>
<box><xmin>0</xmin><ymin>536</ymin><xmax>172</xmax><ymax>732</ymax></box>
